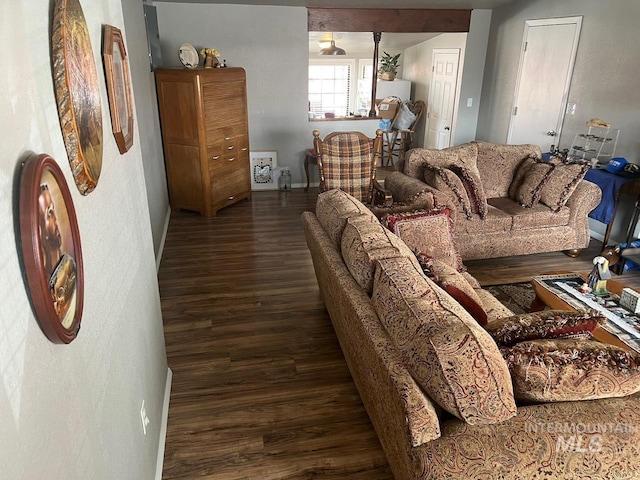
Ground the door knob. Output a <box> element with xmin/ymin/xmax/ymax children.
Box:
<box><xmin>546</xmin><ymin>130</ymin><xmax>557</xmax><ymax>136</ymax></box>
<box><xmin>444</xmin><ymin>126</ymin><xmax>450</xmax><ymax>131</ymax></box>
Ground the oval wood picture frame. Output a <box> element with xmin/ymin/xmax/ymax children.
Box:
<box><xmin>52</xmin><ymin>0</ymin><xmax>103</xmax><ymax>195</ymax></box>
<box><xmin>20</xmin><ymin>154</ymin><xmax>84</xmax><ymax>344</ymax></box>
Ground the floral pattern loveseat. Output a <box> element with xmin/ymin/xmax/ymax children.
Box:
<box><xmin>384</xmin><ymin>142</ymin><xmax>602</xmax><ymax>260</ymax></box>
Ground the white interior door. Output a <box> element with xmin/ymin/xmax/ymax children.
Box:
<box><xmin>507</xmin><ymin>17</ymin><xmax>582</xmax><ymax>149</ymax></box>
<box><xmin>425</xmin><ymin>49</ymin><xmax>460</xmax><ymax>149</ymax></box>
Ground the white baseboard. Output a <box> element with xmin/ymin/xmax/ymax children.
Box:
<box><xmin>156</xmin><ymin>207</ymin><xmax>171</xmax><ymax>272</ymax></box>
<box><xmin>155</xmin><ymin>367</ymin><xmax>173</xmax><ymax>480</ymax></box>
<box><xmin>590</xmin><ymin>230</ymin><xmax>605</xmax><ymax>243</ymax></box>
<box><xmin>292</xmin><ymin>182</ymin><xmax>319</xmax><ymax>189</ymax></box>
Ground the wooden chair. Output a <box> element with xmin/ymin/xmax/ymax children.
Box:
<box><xmin>385</xmin><ymin>100</ymin><xmax>426</xmax><ymax>167</ymax></box>
<box><xmin>312</xmin><ymin>129</ymin><xmax>392</xmax><ymax>207</ymax></box>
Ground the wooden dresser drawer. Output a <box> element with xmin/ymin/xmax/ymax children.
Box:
<box><xmin>210</xmin><ymin>165</ymin><xmax>250</xmax><ymax>209</ymax></box>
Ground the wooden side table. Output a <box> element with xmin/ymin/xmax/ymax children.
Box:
<box><xmin>304</xmin><ymin>149</ymin><xmax>320</xmax><ymax>191</ymax></box>
<box><xmin>602</xmin><ymin>180</ymin><xmax>640</xmax><ymax>246</ymax></box>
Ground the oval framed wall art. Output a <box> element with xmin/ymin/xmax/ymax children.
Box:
<box><xmin>20</xmin><ymin>154</ymin><xmax>84</xmax><ymax>344</ymax></box>
<box><xmin>51</xmin><ymin>0</ymin><xmax>103</xmax><ymax>195</ymax></box>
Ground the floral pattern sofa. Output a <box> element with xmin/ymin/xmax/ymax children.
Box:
<box><xmin>302</xmin><ymin>188</ymin><xmax>640</xmax><ymax>480</ymax></box>
<box><xmin>384</xmin><ymin>142</ymin><xmax>602</xmax><ymax>260</ymax></box>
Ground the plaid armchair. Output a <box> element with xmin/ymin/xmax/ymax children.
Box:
<box><xmin>312</xmin><ymin>129</ymin><xmax>392</xmax><ymax>207</ymax></box>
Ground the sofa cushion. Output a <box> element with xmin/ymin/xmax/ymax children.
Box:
<box><xmin>485</xmin><ymin>310</ymin><xmax>605</xmax><ymax>347</ymax></box>
<box><xmin>540</xmin><ymin>159</ymin><xmax>590</xmax><ymax>212</ymax></box>
<box><xmin>406</xmin><ymin>143</ymin><xmax>488</xmax><ymax>219</ymax></box>
<box><xmin>341</xmin><ymin>214</ymin><xmax>422</xmax><ymax>295</ymax></box>
<box><xmin>508</xmin><ymin>157</ymin><xmax>555</xmax><ymax>207</ymax></box>
<box><xmin>454</xmin><ymin>204</ymin><xmax>513</xmax><ymax>235</ymax></box>
<box><xmin>372</xmin><ymin>257</ymin><xmax>517</xmax><ymax>424</ymax></box>
<box><xmin>383</xmin><ymin>208</ymin><xmax>465</xmax><ymax>272</ymax></box>
<box><xmin>424</xmin><ymin>166</ymin><xmax>473</xmax><ymax>219</ymax></box>
<box><xmin>502</xmin><ymin>339</ymin><xmax>640</xmax><ymax>402</ymax></box>
<box><xmin>316</xmin><ymin>188</ymin><xmax>377</xmax><ymax>245</ymax></box>
<box><xmin>475</xmin><ymin>142</ymin><xmax>543</xmax><ymax>198</ymax></box>
<box><xmin>487</xmin><ymin>197</ymin><xmax>571</xmax><ymax>230</ymax></box>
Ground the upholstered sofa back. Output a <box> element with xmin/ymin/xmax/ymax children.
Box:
<box><xmin>311</xmin><ymin>189</ymin><xmax>517</xmax><ymax>432</ymax></box>
<box><xmin>474</xmin><ymin>141</ymin><xmax>542</xmax><ymax>198</ymax></box>
<box><xmin>403</xmin><ymin>141</ymin><xmax>543</xmax><ymax>200</ymax></box>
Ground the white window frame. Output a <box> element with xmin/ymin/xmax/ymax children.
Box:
<box><xmin>308</xmin><ymin>57</ymin><xmax>377</xmax><ymax>118</ymax></box>
<box><xmin>309</xmin><ymin>58</ymin><xmax>356</xmax><ymax>117</ymax></box>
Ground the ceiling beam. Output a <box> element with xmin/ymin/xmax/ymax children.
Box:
<box><xmin>308</xmin><ymin>8</ymin><xmax>471</xmax><ymax>33</ymax></box>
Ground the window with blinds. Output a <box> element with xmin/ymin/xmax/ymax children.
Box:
<box><xmin>308</xmin><ymin>62</ymin><xmax>352</xmax><ymax>117</ymax></box>
<box><xmin>308</xmin><ymin>59</ymin><xmax>374</xmax><ymax>119</ymax></box>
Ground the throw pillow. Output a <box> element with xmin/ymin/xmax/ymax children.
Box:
<box><xmin>383</xmin><ymin>208</ymin><xmax>465</xmax><ymax>272</ymax></box>
<box><xmin>539</xmin><ymin>159</ymin><xmax>590</xmax><ymax>212</ymax></box>
<box><xmin>416</xmin><ymin>255</ymin><xmax>488</xmax><ymax>326</ymax></box>
<box><xmin>508</xmin><ymin>156</ymin><xmax>555</xmax><ymax>207</ymax></box>
<box><xmin>341</xmin><ymin>214</ymin><xmax>423</xmax><ymax>295</ymax></box>
<box><xmin>424</xmin><ymin>166</ymin><xmax>473</xmax><ymax>219</ymax></box>
<box><xmin>485</xmin><ymin>309</ymin><xmax>605</xmax><ymax>347</ymax></box>
<box><xmin>501</xmin><ymin>338</ymin><xmax>640</xmax><ymax>402</ymax></box>
<box><xmin>408</xmin><ymin>143</ymin><xmax>488</xmax><ymax>219</ymax></box>
<box><xmin>372</xmin><ymin>257</ymin><xmax>517</xmax><ymax>425</ymax></box>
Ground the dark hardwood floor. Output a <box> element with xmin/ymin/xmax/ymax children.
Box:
<box><xmin>158</xmin><ymin>188</ymin><xmax>640</xmax><ymax>479</ymax></box>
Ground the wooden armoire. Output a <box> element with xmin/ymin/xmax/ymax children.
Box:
<box><xmin>155</xmin><ymin>67</ymin><xmax>251</xmax><ymax>217</ymax></box>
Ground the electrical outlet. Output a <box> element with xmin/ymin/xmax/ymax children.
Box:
<box><xmin>566</xmin><ymin>103</ymin><xmax>577</xmax><ymax>115</ymax></box>
<box><xmin>140</xmin><ymin>400</ymin><xmax>150</xmax><ymax>435</ymax></box>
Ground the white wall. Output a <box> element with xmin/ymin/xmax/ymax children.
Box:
<box><xmin>456</xmin><ymin>9</ymin><xmax>492</xmax><ymax>145</ymax></box>
<box><xmin>156</xmin><ymin>3</ymin><xmax>315</xmax><ymax>186</ymax></box>
<box><xmin>477</xmin><ymin>0</ymin><xmax>640</xmax><ymax>163</ymax></box>
<box><xmin>0</xmin><ymin>1</ymin><xmax>169</xmax><ymax>478</ymax></box>
<box><xmin>477</xmin><ymin>0</ymin><xmax>640</xmax><ymax>243</ymax></box>
<box><xmin>122</xmin><ymin>0</ymin><xmax>170</xmax><ymax>261</ymax></box>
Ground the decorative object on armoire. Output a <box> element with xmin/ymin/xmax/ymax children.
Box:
<box><xmin>249</xmin><ymin>151</ymin><xmax>278</xmax><ymax>190</ymax></box>
<box><xmin>199</xmin><ymin>48</ymin><xmax>220</xmax><ymax>68</ymax></box>
<box><xmin>19</xmin><ymin>154</ymin><xmax>84</xmax><ymax>344</ymax></box>
<box><xmin>378</xmin><ymin>51</ymin><xmax>400</xmax><ymax>81</ymax></box>
<box><xmin>178</xmin><ymin>43</ymin><xmax>198</xmax><ymax>69</ymax></box>
<box><xmin>102</xmin><ymin>25</ymin><xmax>134</xmax><ymax>154</ymax></box>
<box><xmin>51</xmin><ymin>0</ymin><xmax>103</xmax><ymax>195</ymax></box>
<box><xmin>155</xmin><ymin>68</ymin><xmax>251</xmax><ymax>216</ymax></box>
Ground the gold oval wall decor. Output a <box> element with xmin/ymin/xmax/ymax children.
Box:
<box><xmin>51</xmin><ymin>0</ymin><xmax>103</xmax><ymax>195</ymax></box>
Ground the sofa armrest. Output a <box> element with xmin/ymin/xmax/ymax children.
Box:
<box><xmin>565</xmin><ymin>180</ymin><xmax>602</xmax><ymax>223</ymax></box>
<box><xmin>384</xmin><ymin>171</ymin><xmax>456</xmax><ymax>212</ymax></box>
<box><xmin>302</xmin><ymin>212</ymin><xmax>441</xmax><ymax>450</ymax></box>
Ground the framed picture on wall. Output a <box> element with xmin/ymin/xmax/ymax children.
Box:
<box><xmin>250</xmin><ymin>151</ymin><xmax>278</xmax><ymax>190</ymax></box>
<box><xmin>51</xmin><ymin>0</ymin><xmax>103</xmax><ymax>195</ymax></box>
<box><xmin>102</xmin><ymin>25</ymin><xmax>134</xmax><ymax>154</ymax></box>
<box><xmin>19</xmin><ymin>154</ymin><xmax>84</xmax><ymax>344</ymax></box>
